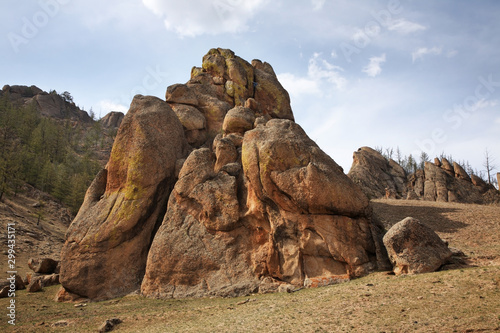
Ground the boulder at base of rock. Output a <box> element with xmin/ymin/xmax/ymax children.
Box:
<box><xmin>28</xmin><ymin>258</ymin><xmax>59</xmax><ymax>274</ymax></box>
<box><xmin>27</xmin><ymin>278</ymin><xmax>43</xmax><ymax>293</ymax></box>
<box><xmin>383</xmin><ymin>217</ymin><xmax>452</xmax><ymax>275</ymax></box>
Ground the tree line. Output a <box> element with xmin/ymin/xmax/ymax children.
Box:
<box><xmin>0</xmin><ymin>94</ymin><xmax>103</xmax><ymax>214</ymax></box>
<box><xmin>374</xmin><ymin>146</ymin><xmax>497</xmax><ymax>187</ymax></box>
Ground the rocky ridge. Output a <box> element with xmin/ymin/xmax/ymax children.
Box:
<box><xmin>1</xmin><ymin>85</ymin><xmax>92</xmax><ymax>123</ymax></box>
<box><xmin>58</xmin><ymin>48</ymin><xmax>390</xmax><ymax>301</ymax></box>
<box><xmin>348</xmin><ymin>146</ymin><xmax>499</xmax><ymax>204</ymax></box>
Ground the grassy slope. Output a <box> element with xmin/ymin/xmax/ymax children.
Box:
<box><xmin>0</xmin><ymin>199</ymin><xmax>499</xmax><ymax>332</ymax></box>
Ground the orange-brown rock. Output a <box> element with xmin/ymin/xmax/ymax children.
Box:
<box><xmin>349</xmin><ymin>149</ymin><xmax>496</xmax><ymax>204</ymax></box>
<box><xmin>453</xmin><ymin>162</ymin><xmax>471</xmax><ymax>182</ymax></box>
<box><xmin>61</xmin><ymin>49</ymin><xmax>389</xmax><ymax>301</ymax></box>
<box><xmin>28</xmin><ymin>257</ymin><xmax>59</xmax><ymax>274</ymax></box>
<box><xmin>347</xmin><ymin>147</ymin><xmax>406</xmax><ymax>199</ymax></box>
<box><xmin>440</xmin><ymin>157</ymin><xmax>454</xmax><ymax>176</ymax></box>
<box><xmin>383</xmin><ymin>217</ymin><xmax>452</xmax><ymax>275</ymax></box>
<box><xmin>141</xmin><ymin>118</ymin><xmax>388</xmax><ymax>298</ymax></box>
<box><xmin>59</xmin><ymin>95</ymin><xmax>190</xmax><ymax>300</ymax></box>
<box><xmin>423</xmin><ymin>161</ymin><xmax>482</xmax><ymax>203</ymax></box>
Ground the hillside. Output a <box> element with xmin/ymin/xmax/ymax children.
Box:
<box><xmin>0</xmin><ymin>85</ymin><xmax>123</xmax><ymax>213</ymax></box>
<box><xmin>1</xmin><ymin>199</ymin><xmax>499</xmax><ymax>332</ymax></box>
<box><xmin>0</xmin><ymin>183</ymin><xmax>71</xmax><ymax>278</ymax></box>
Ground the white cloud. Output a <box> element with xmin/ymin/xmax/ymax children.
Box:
<box><xmin>362</xmin><ymin>54</ymin><xmax>386</xmax><ymax>77</ymax></box>
<box><xmin>278</xmin><ymin>53</ymin><xmax>347</xmax><ymax>100</ymax></box>
<box><xmin>311</xmin><ymin>0</ymin><xmax>325</xmax><ymax>11</ymax></box>
<box><xmin>308</xmin><ymin>53</ymin><xmax>347</xmax><ymax>90</ymax></box>
<box><xmin>98</xmin><ymin>100</ymin><xmax>128</xmax><ymax>118</ymax></box>
<box><xmin>412</xmin><ymin>46</ymin><xmax>442</xmax><ymax>63</ymax></box>
<box><xmin>387</xmin><ymin>18</ymin><xmax>427</xmax><ymax>34</ymax></box>
<box><xmin>277</xmin><ymin>73</ymin><xmax>321</xmax><ymax>97</ymax></box>
<box><xmin>141</xmin><ymin>0</ymin><xmax>267</xmax><ymax>37</ymax></box>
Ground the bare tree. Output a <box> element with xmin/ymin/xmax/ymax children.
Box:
<box><xmin>483</xmin><ymin>148</ymin><xmax>496</xmax><ymax>185</ymax></box>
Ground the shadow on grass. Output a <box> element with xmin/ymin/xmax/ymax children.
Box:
<box><xmin>371</xmin><ymin>200</ymin><xmax>469</xmax><ymax>234</ymax></box>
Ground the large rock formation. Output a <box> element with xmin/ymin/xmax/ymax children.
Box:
<box><xmin>348</xmin><ymin>147</ymin><xmax>407</xmax><ymax>199</ymax></box>
<box><xmin>421</xmin><ymin>160</ymin><xmax>482</xmax><ymax>203</ymax></box>
<box><xmin>59</xmin><ymin>48</ymin><xmax>388</xmax><ymax>301</ymax></box>
<box><xmin>348</xmin><ymin>147</ymin><xmax>499</xmax><ymax>204</ymax></box>
<box><xmin>59</xmin><ymin>96</ymin><xmax>190</xmax><ymax>300</ymax></box>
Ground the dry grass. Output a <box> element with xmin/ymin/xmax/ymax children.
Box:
<box><xmin>372</xmin><ymin>199</ymin><xmax>500</xmax><ymax>267</ymax></box>
<box><xmin>1</xmin><ymin>267</ymin><xmax>499</xmax><ymax>332</ymax></box>
<box><xmin>0</xmin><ymin>199</ymin><xmax>499</xmax><ymax>332</ymax></box>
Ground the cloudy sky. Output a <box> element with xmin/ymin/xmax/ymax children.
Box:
<box><xmin>1</xmin><ymin>0</ymin><xmax>499</xmax><ymax>175</ymax></box>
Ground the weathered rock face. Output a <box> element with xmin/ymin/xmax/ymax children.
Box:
<box><xmin>59</xmin><ymin>95</ymin><xmax>190</xmax><ymax>300</ymax></box>
<box><xmin>61</xmin><ymin>48</ymin><xmax>388</xmax><ymax>301</ymax></box>
<box><xmin>347</xmin><ymin>147</ymin><xmax>406</xmax><ymax>199</ymax></box>
<box><xmin>100</xmin><ymin>111</ymin><xmax>124</xmax><ymax>129</ymax></box>
<box><xmin>141</xmin><ymin>119</ymin><xmax>387</xmax><ymax>298</ymax></box>
<box><xmin>165</xmin><ymin>48</ymin><xmax>293</xmax><ymax>148</ymax></box>
<box><xmin>383</xmin><ymin>217</ymin><xmax>452</xmax><ymax>275</ymax></box>
<box><xmin>348</xmin><ymin>147</ymin><xmax>499</xmax><ymax>204</ymax></box>
<box><xmin>423</xmin><ymin>161</ymin><xmax>482</xmax><ymax>203</ymax></box>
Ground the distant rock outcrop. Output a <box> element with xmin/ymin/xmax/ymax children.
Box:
<box><xmin>348</xmin><ymin>147</ymin><xmax>499</xmax><ymax>204</ymax></box>
<box><xmin>99</xmin><ymin>111</ymin><xmax>124</xmax><ymax>129</ymax></box>
<box><xmin>422</xmin><ymin>160</ymin><xmax>483</xmax><ymax>203</ymax></box>
<box><xmin>1</xmin><ymin>85</ymin><xmax>92</xmax><ymax>123</ymax></box>
<box><xmin>347</xmin><ymin>147</ymin><xmax>407</xmax><ymax>199</ymax></box>
<box><xmin>59</xmin><ymin>48</ymin><xmax>389</xmax><ymax>301</ymax></box>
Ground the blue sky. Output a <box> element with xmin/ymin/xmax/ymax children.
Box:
<box><xmin>1</xmin><ymin>0</ymin><xmax>499</xmax><ymax>176</ymax></box>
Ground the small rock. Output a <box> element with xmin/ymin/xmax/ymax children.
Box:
<box><xmin>98</xmin><ymin>318</ymin><xmax>122</xmax><ymax>332</ymax></box>
<box><xmin>74</xmin><ymin>303</ymin><xmax>87</xmax><ymax>308</ymax></box>
<box><xmin>14</xmin><ymin>274</ymin><xmax>25</xmax><ymax>290</ymax></box>
<box><xmin>28</xmin><ymin>257</ymin><xmax>59</xmax><ymax>274</ymax></box>
<box><xmin>236</xmin><ymin>299</ymin><xmax>250</xmax><ymax>305</ymax></box>
<box><xmin>27</xmin><ymin>278</ymin><xmax>42</xmax><ymax>293</ymax></box>
<box><xmin>0</xmin><ymin>286</ymin><xmax>9</xmax><ymax>298</ymax></box>
<box><xmin>278</xmin><ymin>284</ymin><xmax>294</xmax><ymax>293</ymax></box>
<box><xmin>52</xmin><ymin>320</ymin><xmax>69</xmax><ymax>327</ymax></box>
